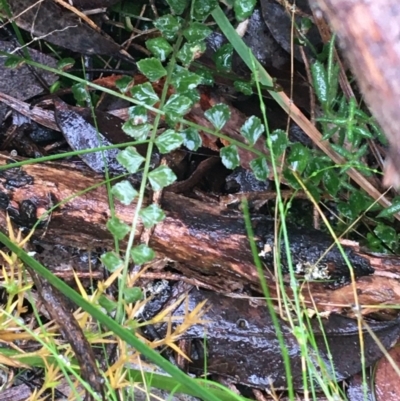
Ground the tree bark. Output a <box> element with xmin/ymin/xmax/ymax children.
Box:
<box><xmin>1</xmin><ymin>152</ymin><xmax>400</xmax><ymax>312</ymax></box>
<box><xmin>310</xmin><ymin>0</ymin><xmax>400</xmax><ymax>187</ymax></box>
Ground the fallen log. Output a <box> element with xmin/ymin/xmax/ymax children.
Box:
<box><xmin>1</xmin><ymin>152</ymin><xmax>400</xmax><ymax>311</ymax></box>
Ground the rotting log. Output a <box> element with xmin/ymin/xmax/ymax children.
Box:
<box><xmin>1</xmin><ymin>152</ymin><xmax>400</xmax><ymax>311</ymax></box>
<box><xmin>0</xmin><ymin>152</ymin><xmax>260</xmax><ymax>290</ymax></box>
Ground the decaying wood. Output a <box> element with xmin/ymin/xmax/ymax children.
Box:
<box><xmin>310</xmin><ymin>0</ymin><xmax>400</xmax><ymax>187</ymax></box>
<box><xmin>1</xmin><ymin>153</ymin><xmax>400</xmax><ymax>311</ymax></box>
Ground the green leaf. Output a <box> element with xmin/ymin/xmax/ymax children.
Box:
<box><xmin>348</xmin><ymin>190</ymin><xmax>373</xmax><ymax>215</ymax></box>
<box><xmin>204</xmin><ymin>103</ymin><xmax>231</xmax><ymax>130</ymax></box>
<box><xmin>221</xmin><ymin>145</ymin><xmax>240</xmax><ymax>170</ymax></box>
<box><xmin>181</xmin><ymin>127</ymin><xmax>202</xmax><ymax>151</ymax></box>
<box><xmin>282</xmin><ymin>169</ymin><xmax>302</xmax><ymax>190</ymax></box>
<box><xmin>250</xmin><ymin>157</ymin><xmax>269</xmax><ymax>181</ymax></box>
<box><xmin>240</xmin><ymin>115</ymin><xmax>264</xmax><ymax>145</ymax></box>
<box><xmin>233</xmin><ymin>0</ymin><xmax>257</xmax><ymax>21</ymax></box>
<box><xmin>352</xmin><ymin>125</ymin><xmax>373</xmax><ymax>139</ymax></box>
<box><xmin>177</xmin><ymin>42</ymin><xmax>206</xmax><ymax>66</ymax></box>
<box><xmin>213</xmin><ymin>43</ymin><xmax>233</xmax><ymax>72</ymax></box>
<box><xmin>49</xmin><ymin>81</ymin><xmax>61</xmax><ymax>93</ymax></box>
<box><xmin>112</xmin><ymin>181</ymin><xmax>138</xmax><ymax>205</ymax></box>
<box><xmin>137</xmin><ymin>58</ymin><xmax>167</xmax><ymax>82</ymax></box>
<box><xmin>191</xmin><ymin>0</ymin><xmax>217</xmax><ymax>20</ymax></box>
<box><xmin>146</xmin><ymin>37</ymin><xmax>173</xmax><ymax>61</ymax></box>
<box><xmin>269</xmin><ymin>129</ymin><xmax>288</xmax><ymax>157</ymax></box>
<box><xmin>287</xmin><ymin>143</ymin><xmax>310</xmax><ymax>173</ymax></box>
<box><xmin>183</xmin><ymin>22</ymin><xmax>212</xmax><ymax>42</ymax></box>
<box><xmin>4</xmin><ymin>55</ymin><xmax>24</xmax><ymax>68</ymax></box>
<box><xmin>116</xmin><ymin>147</ymin><xmax>145</xmax><ymax>173</ymax></box>
<box><xmin>195</xmin><ymin>65</ymin><xmax>214</xmax><ymax>86</ymax></box>
<box><xmin>234</xmin><ymin>80</ymin><xmax>253</xmax><ymax>95</ymax></box>
<box><xmin>166</xmin><ymin>0</ymin><xmax>189</xmax><ymax>15</ymax></box>
<box><xmin>171</xmin><ymin>67</ymin><xmax>203</xmax><ymax>93</ymax></box>
<box><xmin>71</xmin><ymin>83</ymin><xmax>90</xmax><ymax>104</ymax></box>
<box><xmin>131</xmin><ymin>82</ymin><xmax>160</xmax><ymax>106</ymax></box>
<box><xmin>123</xmin><ymin>287</ymin><xmax>143</xmax><ymax>303</ymax></box>
<box><xmin>128</xmin><ymin>105</ymin><xmax>148</xmax><ymax>125</ymax></box>
<box><xmin>101</xmin><ymin>252</ymin><xmax>123</xmax><ymax>272</ymax></box>
<box><xmin>115</xmin><ymin>76</ymin><xmax>134</xmax><ymax>93</ymax></box>
<box><xmin>311</xmin><ymin>61</ymin><xmax>328</xmax><ymax>107</ymax></box>
<box><xmin>164</xmin><ymin>94</ymin><xmax>193</xmax><ymax>117</ymax></box>
<box><xmin>98</xmin><ymin>295</ymin><xmax>117</xmax><ymax>313</ymax></box>
<box><xmin>122</xmin><ymin>120</ymin><xmax>152</xmax><ymax>140</ymax></box>
<box><xmin>107</xmin><ymin>217</ymin><xmax>130</xmax><ymax>240</ymax></box>
<box><xmin>155</xmin><ymin>129</ymin><xmax>184</xmax><ymax>153</ymax></box>
<box><xmin>57</xmin><ymin>57</ymin><xmax>75</xmax><ymax>70</ymax></box>
<box><xmin>330</xmin><ymin>143</ymin><xmax>353</xmax><ymax>159</ymax></box>
<box><xmin>366</xmin><ymin>232</ymin><xmax>387</xmax><ymax>253</ymax></box>
<box><xmin>374</xmin><ymin>223</ymin><xmax>398</xmax><ymax>251</ymax></box>
<box><xmin>130</xmin><ymin>245</ymin><xmax>156</xmax><ymax>265</ymax></box>
<box><xmin>148</xmin><ymin>165</ymin><xmax>177</xmax><ymax>190</ymax></box>
<box><xmin>322</xmin><ymin>169</ymin><xmax>340</xmax><ymax>197</ymax></box>
<box><xmin>140</xmin><ymin>204</ymin><xmax>166</xmax><ymax>228</ymax></box>
<box><xmin>378</xmin><ymin>197</ymin><xmax>400</xmax><ymax>218</ymax></box>
<box><xmin>153</xmin><ymin>14</ymin><xmax>182</xmax><ymax>41</ymax></box>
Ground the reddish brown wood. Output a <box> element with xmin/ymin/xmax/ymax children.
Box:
<box><xmin>2</xmin><ymin>153</ymin><xmax>400</xmax><ymax>311</ymax></box>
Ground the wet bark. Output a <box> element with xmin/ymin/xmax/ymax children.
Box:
<box><xmin>310</xmin><ymin>0</ymin><xmax>400</xmax><ymax>187</ymax></box>
<box><xmin>1</xmin><ymin>153</ymin><xmax>400</xmax><ymax>311</ymax></box>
